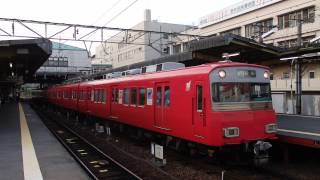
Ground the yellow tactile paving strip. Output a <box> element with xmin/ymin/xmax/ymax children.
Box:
<box><xmin>19</xmin><ymin>103</ymin><xmax>43</xmax><ymax>180</ymax></box>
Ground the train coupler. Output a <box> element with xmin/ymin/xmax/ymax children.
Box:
<box><xmin>253</xmin><ymin>140</ymin><xmax>272</xmax><ymax>165</ymax></box>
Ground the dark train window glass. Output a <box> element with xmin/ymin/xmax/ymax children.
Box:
<box><xmin>156</xmin><ymin>64</ymin><xmax>162</xmax><ymax>72</ymax></box>
<box><xmin>196</xmin><ymin>85</ymin><xmax>203</xmax><ymax>111</ymax></box>
<box><xmin>100</xmin><ymin>90</ymin><xmax>103</xmax><ymax>102</ymax></box>
<box><xmin>115</xmin><ymin>89</ymin><xmax>119</xmax><ymax>103</ymax></box>
<box><xmin>156</xmin><ymin>87</ymin><xmax>162</xmax><ymax>106</ymax></box>
<box><xmin>211</xmin><ymin>83</ymin><xmax>271</xmax><ymax>102</ymax></box>
<box><xmin>164</xmin><ymin>86</ymin><xmax>170</xmax><ymax>107</ymax></box>
<box><xmin>123</xmin><ymin>88</ymin><xmax>129</xmax><ymax>104</ymax></box>
<box><xmin>249</xmin><ymin>83</ymin><xmax>271</xmax><ymax>102</ymax></box>
<box><xmin>98</xmin><ymin>90</ymin><xmax>102</xmax><ymax>102</ymax></box>
<box><xmin>112</xmin><ymin>88</ymin><xmax>115</xmax><ymax>102</ymax></box>
<box><xmin>141</xmin><ymin>67</ymin><xmax>147</xmax><ymax>73</ymax></box>
<box><xmin>79</xmin><ymin>90</ymin><xmax>83</xmax><ymax>100</ymax></box>
<box><xmin>95</xmin><ymin>90</ymin><xmax>99</xmax><ymax>102</ymax></box>
<box><xmin>139</xmin><ymin>88</ymin><xmax>146</xmax><ymax>106</ymax></box>
<box><xmin>131</xmin><ymin>88</ymin><xmax>137</xmax><ymax>105</ymax></box>
<box><xmin>102</xmin><ymin>89</ymin><xmax>106</xmax><ymax>103</ymax></box>
<box><xmin>74</xmin><ymin>91</ymin><xmax>77</xmax><ymax>99</ymax></box>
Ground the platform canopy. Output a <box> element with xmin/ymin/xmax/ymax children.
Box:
<box><xmin>76</xmin><ymin>34</ymin><xmax>320</xmax><ymax>81</ymax></box>
<box><xmin>0</xmin><ymin>38</ymin><xmax>52</xmax><ymax>87</ymax></box>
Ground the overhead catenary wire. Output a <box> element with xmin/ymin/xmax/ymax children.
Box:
<box><xmin>90</xmin><ymin>0</ymin><xmax>124</xmax><ymax>26</ymax></box>
<box><xmin>102</xmin><ymin>0</ymin><xmax>140</xmax><ymax>27</ymax></box>
<box><xmin>61</xmin><ymin>0</ymin><xmax>140</xmax><ymax>53</ymax></box>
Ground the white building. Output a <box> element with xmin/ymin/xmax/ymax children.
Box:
<box><xmin>37</xmin><ymin>42</ymin><xmax>92</xmax><ymax>77</ymax></box>
<box><xmin>190</xmin><ymin>0</ymin><xmax>317</xmax><ymax>47</ymax></box>
<box><xmin>184</xmin><ymin>0</ymin><xmax>320</xmax><ymax>115</ymax></box>
<box><xmin>94</xmin><ymin>9</ymin><xmax>193</xmax><ymax>68</ymax></box>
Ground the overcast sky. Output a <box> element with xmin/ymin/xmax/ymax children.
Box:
<box><xmin>0</xmin><ymin>0</ymin><xmax>241</xmax><ymax>52</ymax></box>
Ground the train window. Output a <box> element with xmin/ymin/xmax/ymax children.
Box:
<box><xmin>91</xmin><ymin>90</ymin><xmax>94</xmax><ymax>101</ymax></box>
<box><xmin>112</xmin><ymin>88</ymin><xmax>115</xmax><ymax>102</ymax></box>
<box><xmin>97</xmin><ymin>90</ymin><xmax>101</xmax><ymax>102</ymax></box>
<box><xmin>139</xmin><ymin>88</ymin><xmax>146</xmax><ymax>106</ymax></box>
<box><xmin>95</xmin><ymin>90</ymin><xmax>99</xmax><ymax>102</ymax></box>
<box><xmin>123</xmin><ymin>88</ymin><xmax>129</xmax><ymax>104</ymax></box>
<box><xmin>156</xmin><ymin>64</ymin><xmax>162</xmax><ymax>72</ymax></box>
<box><xmin>164</xmin><ymin>86</ymin><xmax>170</xmax><ymax>107</ymax></box>
<box><xmin>73</xmin><ymin>91</ymin><xmax>75</xmax><ymax>99</ymax></box>
<box><xmin>100</xmin><ymin>89</ymin><xmax>103</xmax><ymax>102</ymax></box>
<box><xmin>156</xmin><ymin>87</ymin><xmax>162</xmax><ymax>106</ymax></box>
<box><xmin>79</xmin><ymin>90</ymin><xmax>82</xmax><ymax>100</ymax></box>
<box><xmin>115</xmin><ymin>89</ymin><xmax>119</xmax><ymax>103</ymax></box>
<box><xmin>131</xmin><ymin>88</ymin><xmax>137</xmax><ymax>105</ymax></box>
<box><xmin>102</xmin><ymin>89</ymin><xmax>106</xmax><ymax>103</ymax></box>
<box><xmin>211</xmin><ymin>83</ymin><xmax>271</xmax><ymax>103</ymax></box>
<box><xmin>196</xmin><ymin>85</ymin><xmax>203</xmax><ymax>111</ymax></box>
<box><xmin>141</xmin><ymin>67</ymin><xmax>146</xmax><ymax>73</ymax></box>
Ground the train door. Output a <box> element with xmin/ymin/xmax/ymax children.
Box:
<box><xmin>154</xmin><ymin>82</ymin><xmax>170</xmax><ymax>129</ymax></box>
<box><xmin>110</xmin><ymin>86</ymin><xmax>118</xmax><ymax>116</ymax></box>
<box><xmin>193</xmin><ymin>81</ymin><xmax>206</xmax><ymax>138</ymax></box>
<box><xmin>86</xmin><ymin>87</ymin><xmax>91</xmax><ymax>114</ymax></box>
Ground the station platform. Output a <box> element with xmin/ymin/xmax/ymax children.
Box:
<box><xmin>0</xmin><ymin>102</ymin><xmax>90</xmax><ymax>180</ymax></box>
<box><xmin>277</xmin><ymin>114</ymin><xmax>320</xmax><ymax>148</ymax></box>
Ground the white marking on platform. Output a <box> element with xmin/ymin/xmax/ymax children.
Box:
<box><xmin>277</xmin><ymin>128</ymin><xmax>320</xmax><ymax>137</ymax></box>
<box><xmin>19</xmin><ymin>103</ymin><xmax>43</xmax><ymax>180</ymax></box>
<box><xmin>277</xmin><ymin>114</ymin><xmax>320</xmax><ymax>119</ymax></box>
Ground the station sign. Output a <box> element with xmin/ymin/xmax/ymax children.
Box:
<box><xmin>199</xmin><ymin>0</ymin><xmax>283</xmax><ymax>28</ymax></box>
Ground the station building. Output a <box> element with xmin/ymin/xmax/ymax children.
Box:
<box><xmin>176</xmin><ymin>0</ymin><xmax>320</xmax><ymax>115</ymax></box>
<box><xmin>94</xmin><ymin>0</ymin><xmax>320</xmax><ymax>116</ymax></box>
<box><xmin>36</xmin><ymin>42</ymin><xmax>92</xmax><ymax>81</ymax></box>
<box><xmin>94</xmin><ymin>9</ymin><xmax>194</xmax><ymax>68</ymax></box>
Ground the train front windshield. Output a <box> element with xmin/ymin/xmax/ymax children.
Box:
<box><xmin>209</xmin><ymin>66</ymin><xmax>272</xmax><ymax>111</ymax></box>
<box><xmin>211</xmin><ymin>83</ymin><xmax>271</xmax><ymax>103</ymax></box>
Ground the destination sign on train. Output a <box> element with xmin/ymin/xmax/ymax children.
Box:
<box><xmin>237</xmin><ymin>70</ymin><xmax>256</xmax><ymax>78</ymax></box>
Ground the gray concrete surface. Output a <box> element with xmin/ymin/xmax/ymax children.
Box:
<box><xmin>277</xmin><ymin>114</ymin><xmax>320</xmax><ymax>141</ymax></box>
<box><xmin>0</xmin><ymin>102</ymin><xmax>90</xmax><ymax>180</ymax></box>
<box><xmin>0</xmin><ymin>102</ymin><xmax>24</xmax><ymax>180</ymax></box>
<box><xmin>22</xmin><ymin>103</ymin><xmax>90</xmax><ymax>180</ymax></box>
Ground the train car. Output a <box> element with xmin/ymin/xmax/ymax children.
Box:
<box><xmin>78</xmin><ymin>82</ymin><xmax>91</xmax><ymax>115</ymax></box>
<box><xmin>47</xmin><ymin>61</ymin><xmax>277</xmax><ymax>160</ymax></box>
<box><xmin>87</xmin><ymin>81</ymin><xmax>110</xmax><ymax>119</ymax></box>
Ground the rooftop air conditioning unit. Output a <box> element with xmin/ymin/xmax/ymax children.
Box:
<box><xmin>126</xmin><ymin>68</ymin><xmax>141</xmax><ymax>75</ymax></box>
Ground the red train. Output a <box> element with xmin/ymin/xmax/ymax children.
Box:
<box><xmin>47</xmin><ymin>61</ymin><xmax>277</xmax><ymax>161</ymax></box>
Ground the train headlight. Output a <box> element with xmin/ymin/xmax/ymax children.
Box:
<box><xmin>263</xmin><ymin>71</ymin><xmax>269</xmax><ymax>79</ymax></box>
<box><xmin>265</xmin><ymin>123</ymin><xmax>277</xmax><ymax>133</ymax></box>
<box><xmin>223</xmin><ymin>127</ymin><xmax>239</xmax><ymax>138</ymax></box>
<box><xmin>218</xmin><ymin>70</ymin><xmax>226</xmax><ymax>79</ymax></box>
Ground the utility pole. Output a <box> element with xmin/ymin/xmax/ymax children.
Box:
<box><xmin>295</xmin><ymin>18</ymin><xmax>303</xmax><ymax>114</ymax></box>
<box><xmin>258</xmin><ymin>24</ymin><xmax>263</xmax><ymax>43</ymax></box>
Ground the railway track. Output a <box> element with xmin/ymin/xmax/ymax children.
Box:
<box><xmin>32</xmin><ymin>104</ymin><xmax>142</xmax><ymax>180</ymax></box>
<box><xmin>32</xmin><ymin>102</ymin><xmax>316</xmax><ymax>180</ymax></box>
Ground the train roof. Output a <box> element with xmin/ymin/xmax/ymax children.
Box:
<box><xmin>76</xmin><ymin>62</ymin><xmax>269</xmax><ymax>86</ymax></box>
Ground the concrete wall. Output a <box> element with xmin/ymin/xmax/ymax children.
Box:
<box><xmin>94</xmin><ymin>10</ymin><xmax>192</xmax><ymax>69</ymax></box>
<box><xmin>272</xmin><ymin>92</ymin><xmax>320</xmax><ymax>116</ymax></box>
